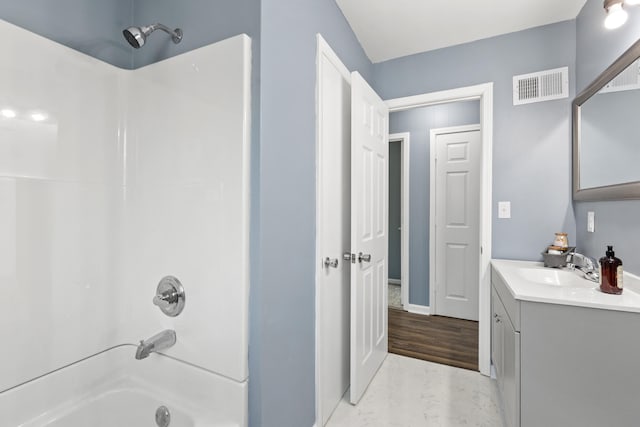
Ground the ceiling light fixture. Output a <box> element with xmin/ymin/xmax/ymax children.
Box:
<box><xmin>604</xmin><ymin>0</ymin><xmax>629</xmax><ymax>29</ymax></box>
<box><xmin>31</xmin><ymin>112</ymin><xmax>47</xmax><ymax>122</ymax></box>
<box><xmin>0</xmin><ymin>109</ymin><xmax>17</xmax><ymax>118</ymax></box>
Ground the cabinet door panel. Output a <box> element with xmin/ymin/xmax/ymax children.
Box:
<box><xmin>503</xmin><ymin>319</ymin><xmax>520</xmax><ymax>427</ymax></box>
<box><xmin>493</xmin><ymin>285</ymin><xmax>521</xmax><ymax>427</ymax></box>
<box><xmin>491</xmin><ymin>288</ymin><xmax>503</xmax><ymax>384</ymax></box>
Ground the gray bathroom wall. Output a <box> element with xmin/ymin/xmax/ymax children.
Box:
<box><xmin>389</xmin><ymin>141</ymin><xmax>402</xmax><ymax>281</ymax></box>
<box><xmin>0</xmin><ymin>1</ymin><xmax>260</xmax><ymax>70</ymax></box>
<box><xmin>131</xmin><ymin>0</ymin><xmax>260</xmax><ymax>68</ymax></box>
<box><xmin>390</xmin><ymin>101</ymin><xmax>480</xmax><ymax>306</ymax></box>
<box><xmin>373</xmin><ymin>21</ymin><xmax>578</xmax><ymax>262</ymax></box>
<box><xmin>575</xmin><ymin>0</ymin><xmax>640</xmax><ymax>274</ymax></box>
<box><xmin>576</xmin><ymin>0</ymin><xmax>640</xmax><ymax>91</ymax></box>
<box><xmin>0</xmin><ymin>0</ymin><xmax>133</xmax><ymax>68</ymax></box>
<box><xmin>256</xmin><ymin>1</ymin><xmax>372</xmax><ymax>426</ymax></box>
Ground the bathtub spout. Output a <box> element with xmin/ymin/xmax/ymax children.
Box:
<box><xmin>135</xmin><ymin>329</ymin><xmax>176</xmax><ymax>360</ymax></box>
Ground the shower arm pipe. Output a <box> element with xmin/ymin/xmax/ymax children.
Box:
<box><xmin>146</xmin><ymin>23</ymin><xmax>183</xmax><ymax>43</ymax></box>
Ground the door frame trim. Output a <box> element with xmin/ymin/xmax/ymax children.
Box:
<box><xmin>389</xmin><ymin>132</ymin><xmax>410</xmax><ymax>309</ymax></box>
<box><xmin>314</xmin><ymin>34</ymin><xmax>352</xmax><ymax>426</ymax></box>
<box><xmin>386</xmin><ymin>83</ymin><xmax>494</xmax><ymax>376</ymax></box>
<box><xmin>429</xmin><ymin>124</ymin><xmax>481</xmax><ymax>317</ymax></box>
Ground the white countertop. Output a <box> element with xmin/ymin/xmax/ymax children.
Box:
<box><xmin>491</xmin><ymin>259</ymin><xmax>640</xmax><ymax>313</ymax></box>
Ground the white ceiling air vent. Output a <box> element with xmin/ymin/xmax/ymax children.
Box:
<box><xmin>600</xmin><ymin>59</ymin><xmax>640</xmax><ymax>94</ymax></box>
<box><xmin>513</xmin><ymin>66</ymin><xmax>569</xmax><ymax>105</ymax></box>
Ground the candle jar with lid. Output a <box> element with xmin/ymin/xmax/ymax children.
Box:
<box><xmin>553</xmin><ymin>232</ymin><xmax>569</xmax><ymax>250</ymax></box>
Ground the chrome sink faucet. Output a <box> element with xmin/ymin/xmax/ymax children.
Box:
<box><xmin>135</xmin><ymin>329</ymin><xmax>176</xmax><ymax>360</ymax></box>
<box><xmin>567</xmin><ymin>252</ymin><xmax>600</xmax><ymax>283</ymax></box>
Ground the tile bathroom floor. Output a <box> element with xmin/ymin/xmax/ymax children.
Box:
<box><xmin>388</xmin><ymin>283</ymin><xmax>402</xmax><ymax>308</ymax></box>
<box><xmin>326</xmin><ymin>353</ymin><xmax>503</xmax><ymax>427</ymax></box>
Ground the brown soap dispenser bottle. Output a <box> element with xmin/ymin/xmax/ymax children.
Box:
<box><xmin>599</xmin><ymin>245</ymin><xmax>623</xmax><ymax>295</ymax></box>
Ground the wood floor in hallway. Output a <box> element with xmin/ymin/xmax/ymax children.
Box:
<box><xmin>388</xmin><ymin>308</ymin><xmax>479</xmax><ymax>371</ymax></box>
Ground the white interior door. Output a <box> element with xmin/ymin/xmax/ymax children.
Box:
<box><xmin>350</xmin><ymin>71</ymin><xmax>388</xmax><ymax>404</ymax></box>
<box><xmin>434</xmin><ymin>127</ymin><xmax>481</xmax><ymax>321</ymax></box>
<box><xmin>317</xmin><ymin>36</ymin><xmax>351</xmax><ymax>426</ymax></box>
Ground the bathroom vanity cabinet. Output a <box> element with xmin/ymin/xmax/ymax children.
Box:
<box><xmin>491</xmin><ymin>260</ymin><xmax>640</xmax><ymax>427</ymax></box>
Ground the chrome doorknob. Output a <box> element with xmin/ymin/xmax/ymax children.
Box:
<box><xmin>358</xmin><ymin>252</ymin><xmax>371</xmax><ymax>263</ymax></box>
<box><xmin>324</xmin><ymin>257</ymin><xmax>339</xmax><ymax>268</ymax></box>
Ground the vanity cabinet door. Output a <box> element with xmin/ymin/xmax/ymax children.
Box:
<box><xmin>492</xmin><ymin>286</ymin><xmax>520</xmax><ymax>427</ymax></box>
<box><xmin>502</xmin><ymin>311</ymin><xmax>520</xmax><ymax>427</ymax></box>
<box><xmin>491</xmin><ymin>288</ymin><xmax>504</xmax><ymax>387</ymax></box>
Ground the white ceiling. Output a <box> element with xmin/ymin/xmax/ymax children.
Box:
<box><xmin>335</xmin><ymin>0</ymin><xmax>588</xmax><ymax>63</ymax></box>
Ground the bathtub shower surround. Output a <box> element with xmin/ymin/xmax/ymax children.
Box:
<box><xmin>0</xmin><ymin>19</ymin><xmax>250</xmax><ymax>426</ymax></box>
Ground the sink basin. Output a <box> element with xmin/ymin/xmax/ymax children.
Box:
<box><xmin>492</xmin><ymin>259</ymin><xmax>640</xmax><ymax>313</ymax></box>
<box><xmin>515</xmin><ymin>267</ymin><xmax>588</xmax><ymax>287</ymax></box>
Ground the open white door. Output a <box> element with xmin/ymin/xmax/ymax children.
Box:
<box><xmin>350</xmin><ymin>72</ymin><xmax>388</xmax><ymax>405</ymax></box>
<box><xmin>316</xmin><ymin>35</ymin><xmax>352</xmax><ymax>426</ymax></box>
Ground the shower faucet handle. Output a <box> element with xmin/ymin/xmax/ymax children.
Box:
<box><xmin>152</xmin><ymin>291</ymin><xmax>175</xmax><ymax>308</ymax></box>
<box><xmin>152</xmin><ymin>276</ymin><xmax>186</xmax><ymax>317</ymax></box>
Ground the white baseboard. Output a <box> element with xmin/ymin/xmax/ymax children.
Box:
<box><xmin>388</xmin><ymin>278</ymin><xmax>401</xmax><ymax>285</ymax></box>
<box><xmin>404</xmin><ymin>304</ymin><xmax>430</xmax><ymax>315</ymax></box>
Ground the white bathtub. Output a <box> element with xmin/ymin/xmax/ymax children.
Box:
<box><xmin>0</xmin><ymin>345</ymin><xmax>246</xmax><ymax>427</ymax></box>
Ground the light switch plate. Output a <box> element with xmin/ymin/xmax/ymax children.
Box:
<box><xmin>587</xmin><ymin>211</ymin><xmax>595</xmax><ymax>233</ymax></box>
<box><xmin>498</xmin><ymin>201</ymin><xmax>511</xmax><ymax>219</ymax></box>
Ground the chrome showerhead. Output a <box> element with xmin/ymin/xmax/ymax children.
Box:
<box><xmin>123</xmin><ymin>23</ymin><xmax>183</xmax><ymax>49</ymax></box>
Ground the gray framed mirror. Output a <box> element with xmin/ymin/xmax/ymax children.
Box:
<box><xmin>573</xmin><ymin>38</ymin><xmax>640</xmax><ymax>201</ymax></box>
